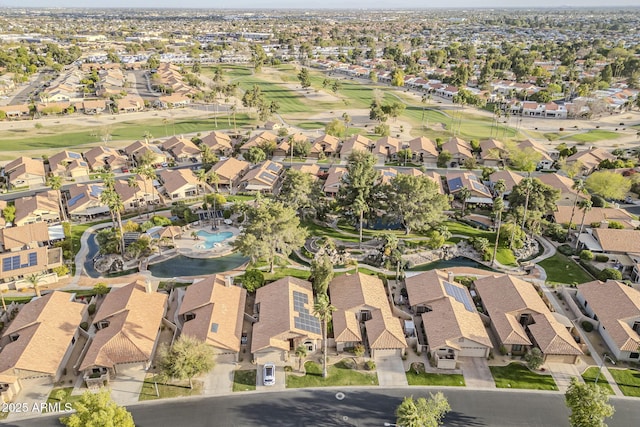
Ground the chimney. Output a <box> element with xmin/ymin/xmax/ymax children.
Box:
<box><xmin>448</xmin><ymin>271</ymin><xmax>454</xmax><ymax>283</ymax></box>
<box><xmin>225</xmin><ymin>275</ymin><xmax>232</xmax><ymax>287</ymax></box>
<box><xmin>145</xmin><ymin>279</ymin><xmax>153</xmax><ymax>293</ymax></box>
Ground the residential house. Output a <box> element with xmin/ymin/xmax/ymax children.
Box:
<box><xmin>123</xmin><ymin>140</ymin><xmax>167</xmax><ymax>166</ymax></box>
<box><xmin>66</xmin><ymin>183</ymin><xmax>109</xmax><ymax>219</ymax></box>
<box><xmin>407</xmin><ymin>137</ymin><xmax>439</xmax><ymax>166</ymax></box>
<box><xmin>405</xmin><ymin>270</ymin><xmax>492</xmax><ymax>368</ymax></box>
<box><xmin>78</xmin><ymin>100</ymin><xmax>107</xmax><ymax>115</ymax></box>
<box><xmin>0</xmin><ymin>222</ymin><xmax>63</xmax><ymax>282</ymax></box>
<box><xmin>161</xmin><ymin>136</ymin><xmax>201</xmax><ymax>163</ymax></box>
<box><xmin>544</xmin><ymin>102</ymin><xmax>567</xmax><ymax>119</ymax></box>
<box><xmin>340</xmin><ymin>135</ymin><xmax>373</xmax><ymax>160</ymax></box>
<box><xmin>277</xmin><ymin>133</ymin><xmax>309</xmax><ymax>158</ymax></box>
<box><xmin>576</xmin><ymin>280</ymin><xmax>640</xmax><ymax>362</ymax></box>
<box><xmin>210</xmin><ymin>158</ymin><xmax>251</xmax><ymax>192</ymax></box>
<box><xmin>479</xmin><ymin>139</ymin><xmax>506</xmax><ymax>167</ymax></box>
<box><xmin>446</xmin><ymin>172</ymin><xmax>493</xmax><ymax>204</ymax></box>
<box><xmin>177</xmin><ymin>275</ymin><xmax>247</xmax><ymax>358</ymax></box>
<box><xmin>553</xmin><ymin>206</ymin><xmax>638</xmax><ymax>229</ymax></box>
<box><xmin>116</xmin><ymin>95</ymin><xmax>145</xmax><ymax>113</ymax></box>
<box><xmin>4</xmin><ymin>157</ymin><xmax>45</xmax><ymax>189</ymax></box>
<box><xmin>239</xmin><ymin>160</ymin><xmax>283</xmax><ymax>193</ymax></box>
<box><xmin>311</xmin><ymin>134</ymin><xmax>340</xmax><ymax>159</ymax></box>
<box><xmin>159</xmin><ymin>169</ymin><xmax>207</xmax><ymax>200</ymax></box>
<box><xmin>537</xmin><ymin>173</ymin><xmax>588</xmax><ymax>207</ymax></box>
<box><xmin>0</xmin><ymin>292</ymin><xmax>86</xmax><ymax>403</ymax></box>
<box><xmin>200</xmin><ymin>131</ymin><xmax>233</xmax><ymax>156</ymax></box>
<box><xmin>424</xmin><ymin>171</ymin><xmax>444</xmax><ymax>195</ymax></box>
<box><xmin>78</xmin><ymin>280</ymin><xmax>167</xmax><ymax>388</ymax></box>
<box><xmin>329</xmin><ymin>273</ymin><xmax>407</xmax><ymax>357</ymax></box>
<box><xmin>48</xmin><ymin>150</ymin><xmax>90</xmax><ymax>179</ymax></box>
<box><xmin>113</xmin><ymin>175</ymin><xmax>159</xmax><ymax>211</ymax></box>
<box><xmin>290</xmin><ymin>163</ymin><xmax>321</xmax><ymax>179</ymax></box>
<box><xmin>372</xmin><ymin>136</ymin><xmax>402</xmax><ymax>164</ymax></box>
<box><xmin>83</xmin><ymin>146</ymin><xmax>128</xmax><ymax>172</ymax></box>
<box><xmin>156</xmin><ymin>94</ymin><xmax>191</xmax><ymax>109</ymax></box>
<box><xmin>239</xmin><ymin>131</ymin><xmax>278</xmax><ymax>155</ymax></box>
<box><xmin>578</xmin><ymin>228</ymin><xmax>640</xmax><ymax>275</ymax></box>
<box><xmin>474</xmin><ymin>275</ymin><xmax>582</xmax><ymax>363</ymax></box>
<box><xmin>487</xmin><ymin>170</ymin><xmax>524</xmax><ymax>197</ymax></box>
<box><xmin>250</xmin><ymin>276</ymin><xmax>322</xmax><ymax>364</ymax></box>
<box><xmin>0</xmin><ymin>104</ymin><xmax>31</xmax><ymax>119</ymax></box>
<box><xmin>323</xmin><ymin>165</ymin><xmax>347</xmax><ymax>197</ymax></box>
<box><xmin>566</xmin><ymin>148</ymin><xmax>616</xmax><ymax>175</ymax></box>
<box><xmin>441</xmin><ymin>137</ymin><xmax>473</xmax><ymax>168</ymax></box>
<box><xmin>14</xmin><ymin>191</ymin><xmax>61</xmax><ymax>226</ymax></box>
<box><xmin>517</xmin><ymin>139</ymin><xmax>558</xmax><ymax>170</ymax></box>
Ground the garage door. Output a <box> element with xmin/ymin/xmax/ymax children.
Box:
<box><xmin>373</xmin><ymin>349</ymin><xmax>402</xmax><ymax>358</ymax></box>
<box><xmin>545</xmin><ymin>354</ymin><xmax>577</xmax><ymax>364</ymax></box>
<box><xmin>460</xmin><ymin>346</ymin><xmax>488</xmax><ymax>358</ymax></box>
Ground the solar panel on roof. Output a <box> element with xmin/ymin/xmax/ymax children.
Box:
<box><xmin>448</xmin><ymin>177</ymin><xmax>463</xmax><ymax>191</ymax></box>
<box><xmin>292</xmin><ymin>290</ymin><xmax>321</xmax><ymax>334</ymax></box>
<box><xmin>68</xmin><ymin>152</ymin><xmax>81</xmax><ymax>159</ymax></box>
<box><xmin>444</xmin><ymin>281</ymin><xmax>475</xmax><ymax>312</ymax></box>
<box><xmin>471</xmin><ymin>181</ymin><xmax>487</xmax><ymax>192</ymax></box>
<box><xmin>258</xmin><ymin>172</ymin><xmax>276</xmax><ymax>184</ymax></box>
<box><xmin>89</xmin><ymin>185</ymin><xmax>104</xmax><ymax>198</ymax></box>
<box><xmin>67</xmin><ymin>193</ymin><xmax>85</xmax><ymax>207</ymax></box>
<box><xmin>266</xmin><ymin>162</ymin><xmax>281</xmax><ymax>173</ymax></box>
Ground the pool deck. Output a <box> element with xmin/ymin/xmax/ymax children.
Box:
<box><xmin>174</xmin><ymin>224</ymin><xmax>240</xmax><ymax>259</ymax></box>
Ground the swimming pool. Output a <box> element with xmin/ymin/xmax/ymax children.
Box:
<box><xmin>196</xmin><ymin>230</ymin><xmax>234</xmax><ymax>249</ymax></box>
<box><xmin>148</xmin><ymin>253</ymin><xmax>248</xmax><ymax>278</ymax></box>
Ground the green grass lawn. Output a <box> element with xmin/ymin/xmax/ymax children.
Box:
<box><xmin>263</xmin><ymin>267</ymin><xmax>311</xmax><ymax>282</ymax></box>
<box><xmin>443</xmin><ymin>221</ymin><xmax>517</xmax><ymax>266</ymax></box>
<box><xmin>139</xmin><ymin>375</ymin><xmax>203</xmax><ymax>401</ymax></box>
<box><xmin>490</xmin><ymin>363</ymin><xmax>558</xmax><ymax>390</ymax></box>
<box><xmin>232</xmin><ymin>369</ymin><xmax>257</xmax><ymax>392</ymax></box>
<box><xmin>406</xmin><ymin>371</ymin><xmax>465</xmax><ymax>386</ymax></box>
<box><xmin>45</xmin><ymin>387</ymin><xmax>82</xmax><ymax>411</ymax></box>
<box><xmin>581</xmin><ymin>366</ymin><xmax>615</xmax><ymax>395</ymax></box>
<box><xmin>286</xmin><ymin>360</ymin><xmax>378</xmax><ymax>388</ymax></box>
<box><xmin>302</xmin><ymin>221</ymin><xmax>363</xmax><ymax>243</ymax></box>
<box><xmin>561</xmin><ymin>130</ymin><xmax>621</xmax><ymax>143</ymax></box>
<box><xmin>538</xmin><ymin>252</ymin><xmax>595</xmax><ymax>284</ymax></box>
<box><xmin>608</xmin><ymin>368</ymin><xmax>640</xmax><ymax>397</ymax></box>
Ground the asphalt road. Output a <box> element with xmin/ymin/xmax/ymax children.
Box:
<box><xmin>5</xmin><ymin>388</ymin><xmax>640</xmax><ymax>427</ymax></box>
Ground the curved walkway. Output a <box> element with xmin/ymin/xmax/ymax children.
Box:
<box><xmin>71</xmin><ymin>222</ymin><xmax>114</xmax><ymax>286</ymax></box>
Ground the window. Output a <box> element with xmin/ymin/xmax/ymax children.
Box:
<box><xmin>633</xmin><ymin>322</ymin><xmax>640</xmax><ymax>333</ymax></box>
<box><xmin>512</xmin><ymin>345</ymin><xmax>523</xmax><ymax>352</ymax></box>
<box><xmin>184</xmin><ymin>313</ymin><xmax>196</xmax><ymax>321</ymax></box>
<box><xmin>519</xmin><ymin>313</ymin><xmax>530</xmax><ymax>326</ymax></box>
<box><xmin>630</xmin><ymin>352</ymin><xmax>639</xmax><ymax>360</ymax></box>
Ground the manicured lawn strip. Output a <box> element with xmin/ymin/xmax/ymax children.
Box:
<box><xmin>444</xmin><ymin>221</ymin><xmax>516</xmax><ymax>266</ymax></box>
<box><xmin>226</xmin><ymin>195</ymin><xmax>256</xmax><ymax>203</ymax></box>
<box><xmin>561</xmin><ymin>130</ymin><xmax>621</xmax><ymax>143</ymax></box>
<box><xmin>263</xmin><ymin>268</ymin><xmax>311</xmax><ymax>282</ymax></box>
<box><xmin>496</xmin><ymin>247</ymin><xmax>518</xmax><ymax>266</ymax></box>
<box><xmin>581</xmin><ymin>367</ymin><xmax>615</xmax><ymax>395</ymax></box>
<box><xmin>139</xmin><ymin>375</ymin><xmax>203</xmax><ymax>401</ymax></box>
<box><xmin>538</xmin><ymin>252</ymin><xmax>595</xmax><ymax>285</ymax></box>
<box><xmin>302</xmin><ymin>221</ymin><xmax>362</xmax><ymax>243</ymax></box>
<box><xmin>608</xmin><ymin>368</ymin><xmax>640</xmax><ymax>397</ymax></box>
<box><xmin>70</xmin><ymin>223</ymin><xmax>92</xmax><ymax>259</ymax></box>
<box><xmin>490</xmin><ymin>363</ymin><xmax>558</xmax><ymax>390</ymax></box>
<box><xmin>45</xmin><ymin>387</ymin><xmax>82</xmax><ymax>411</ymax></box>
<box><xmin>286</xmin><ymin>360</ymin><xmax>378</xmax><ymax>388</ymax></box>
<box><xmin>232</xmin><ymin>369</ymin><xmax>257</xmax><ymax>392</ymax></box>
<box><xmin>406</xmin><ymin>371</ymin><xmax>465</xmax><ymax>386</ymax></box>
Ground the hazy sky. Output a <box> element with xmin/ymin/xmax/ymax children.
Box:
<box><xmin>6</xmin><ymin>1</ymin><xmax>640</xmax><ymax>8</ymax></box>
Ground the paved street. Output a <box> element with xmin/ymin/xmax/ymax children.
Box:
<box><xmin>7</xmin><ymin>388</ymin><xmax>640</xmax><ymax>427</ymax></box>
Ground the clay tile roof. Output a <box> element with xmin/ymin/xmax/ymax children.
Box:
<box><xmin>407</xmin><ymin>137</ymin><xmax>438</xmax><ymax>157</ymax></box>
<box><xmin>79</xmin><ymin>280</ymin><xmax>167</xmax><ymax>370</ymax></box>
<box><xmin>1</xmin><ymin>222</ymin><xmax>50</xmax><ymax>250</ymax></box>
<box><xmin>179</xmin><ymin>275</ymin><xmax>246</xmax><ymax>352</ymax></box>
<box><xmin>312</xmin><ymin>134</ymin><xmax>340</xmax><ymax>154</ymax></box>
<box><xmin>14</xmin><ymin>190</ymin><xmax>60</xmax><ymax>225</ymax></box>
<box><xmin>592</xmin><ymin>228</ymin><xmax>640</xmax><ymax>254</ymax></box>
<box><xmin>578</xmin><ymin>280</ymin><xmax>640</xmax><ymax>352</ymax></box>
<box><xmin>341</xmin><ymin>134</ymin><xmax>373</xmax><ymax>156</ymax></box>
<box><xmin>251</xmin><ymin>277</ymin><xmax>321</xmax><ymax>354</ymax></box>
<box><xmin>553</xmin><ymin>206</ymin><xmax>636</xmax><ymax>228</ymax></box>
<box><xmin>4</xmin><ymin>157</ymin><xmax>45</xmax><ymax>177</ymax></box>
<box><xmin>210</xmin><ymin>158</ymin><xmax>251</xmax><ymax>183</ymax></box>
<box><xmin>159</xmin><ymin>169</ymin><xmax>199</xmax><ymax>195</ymax></box>
<box><xmin>332</xmin><ymin>310</ymin><xmax>362</xmax><ymax>342</ymax></box>
<box><xmin>528</xmin><ymin>313</ymin><xmax>582</xmax><ymax>355</ymax></box>
<box><xmin>0</xmin><ymin>292</ymin><xmax>85</xmax><ymax>376</ymax></box>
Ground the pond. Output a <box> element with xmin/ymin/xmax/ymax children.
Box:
<box><xmin>407</xmin><ymin>256</ymin><xmax>496</xmax><ymax>272</ymax></box>
<box><xmin>148</xmin><ymin>253</ymin><xmax>249</xmax><ymax>278</ymax></box>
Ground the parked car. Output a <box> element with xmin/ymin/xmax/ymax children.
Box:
<box><xmin>263</xmin><ymin>363</ymin><xmax>275</xmax><ymax>386</ymax></box>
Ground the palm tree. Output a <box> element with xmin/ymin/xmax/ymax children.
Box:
<box><xmin>575</xmin><ymin>199</ymin><xmax>593</xmax><ymax>251</ymax></box>
<box><xmin>457</xmin><ymin>187</ymin><xmax>472</xmax><ymax>218</ymax></box>
<box><xmin>127</xmin><ymin>176</ymin><xmax>141</xmax><ymax>217</ymax></box>
<box><xmin>46</xmin><ymin>175</ymin><xmax>67</xmax><ymax>222</ymax></box>
<box><xmin>568</xmin><ymin>179</ymin><xmax>586</xmax><ymax>231</ymax></box>
<box><xmin>26</xmin><ymin>273</ymin><xmax>44</xmax><ymax>297</ymax></box>
<box><xmin>313</xmin><ymin>293</ymin><xmax>336</xmax><ymax>379</ymax></box>
<box><xmin>99</xmin><ymin>177</ymin><xmax>125</xmax><ymax>256</ymax></box>
<box><xmin>521</xmin><ymin>178</ymin><xmax>533</xmax><ymax>232</ymax></box>
<box><xmin>353</xmin><ymin>196</ymin><xmax>368</xmax><ymax>249</ymax></box>
<box><xmin>491</xmin><ymin>179</ymin><xmax>506</xmax><ymax>266</ymax></box>
<box><xmin>295</xmin><ymin>344</ymin><xmax>308</xmax><ymax>372</ymax></box>
<box><xmin>208</xmin><ymin>170</ymin><xmax>220</xmax><ymax>193</ymax></box>
<box><xmin>342</xmin><ymin>112</ymin><xmax>351</xmax><ymax>137</ymax></box>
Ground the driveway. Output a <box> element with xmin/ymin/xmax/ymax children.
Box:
<box><xmin>202</xmin><ymin>354</ymin><xmax>236</xmax><ymax>395</ymax></box>
<box><xmin>256</xmin><ymin>363</ymin><xmax>286</xmax><ymax>391</ymax></box>
<box><xmin>109</xmin><ymin>364</ymin><xmax>148</xmax><ymax>405</ymax></box>
<box><xmin>5</xmin><ymin>377</ymin><xmax>53</xmax><ymax>421</ymax></box>
<box><xmin>547</xmin><ymin>362</ymin><xmax>583</xmax><ymax>392</ymax></box>
<box><xmin>374</xmin><ymin>352</ymin><xmax>408</xmax><ymax>386</ymax></box>
<box><xmin>459</xmin><ymin>356</ymin><xmax>496</xmax><ymax>388</ymax></box>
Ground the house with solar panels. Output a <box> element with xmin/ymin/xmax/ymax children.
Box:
<box><xmin>48</xmin><ymin>150</ymin><xmax>91</xmax><ymax>179</ymax></box>
<box><xmin>329</xmin><ymin>273</ymin><xmax>407</xmax><ymax>358</ymax></box>
<box><xmin>474</xmin><ymin>275</ymin><xmax>582</xmax><ymax>363</ymax></box>
<box><xmin>0</xmin><ymin>222</ymin><xmax>63</xmax><ymax>284</ymax></box>
<box><xmin>445</xmin><ymin>171</ymin><xmax>493</xmax><ymax>204</ymax></box>
<box><xmin>405</xmin><ymin>270</ymin><xmax>492</xmax><ymax>369</ymax></box>
<box><xmin>66</xmin><ymin>183</ymin><xmax>109</xmax><ymax>219</ymax></box>
<box><xmin>250</xmin><ymin>277</ymin><xmax>321</xmax><ymax>364</ymax></box>
<box><xmin>239</xmin><ymin>160</ymin><xmax>283</xmax><ymax>193</ymax></box>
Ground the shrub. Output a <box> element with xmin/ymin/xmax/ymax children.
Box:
<box><xmin>80</xmin><ymin>322</ymin><xmax>89</xmax><ymax>331</ymax></box>
<box><xmin>579</xmin><ymin>250</ymin><xmax>594</xmax><ymax>261</ymax></box>
<box><xmin>53</xmin><ymin>265</ymin><xmax>70</xmax><ymax>277</ymax></box>
<box><xmin>608</xmin><ymin>221</ymin><xmax>624</xmax><ymax>229</ymax></box>
<box><xmin>525</xmin><ymin>348</ymin><xmax>544</xmax><ymax>370</ymax></box>
<box><xmin>557</xmin><ymin>244</ymin><xmax>575</xmax><ymax>256</ymax></box>
<box><xmin>87</xmin><ymin>303</ymin><xmax>96</xmax><ymax>316</ymax></box>
<box><xmin>591</xmin><ymin>195</ymin><xmax>605</xmax><ymax>208</ymax></box>
<box><xmin>544</xmin><ymin>223</ymin><xmax>567</xmax><ymax>242</ymax></box>
<box><xmin>579</xmin><ymin>259</ymin><xmax>602</xmax><ymax>278</ymax></box>
<box><xmin>223</xmin><ymin>209</ymin><xmax>232</xmax><ymax>219</ymax></box>
<box><xmin>594</xmin><ymin>254</ymin><xmax>609</xmax><ymax>262</ymax></box>
<box><xmin>599</xmin><ymin>268</ymin><xmax>622</xmax><ymax>281</ymax></box>
<box><xmin>283</xmin><ymin>365</ymin><xmax>293</xmax><ymax>372</ymax></box>
<box><xmin>241</xmin><ymin>269</ymin><xmax>265</xmax><ymax>293</ymax></box>
<box><xmin>364</xmin><ymin>360</ymin><xmax>376</xmax><ymax>371</ymax></box>
<box><xmin>581</xmin><ymin>321</ymin><xmax>594</xmax><ymax>332</ymax></box>
<box><xmin>499</xmin><ymin>345</ymin><xmax>508</xmax><ymax>355</ymax></box>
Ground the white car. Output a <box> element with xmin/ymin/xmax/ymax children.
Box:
<box><xmin>263</xmin><ymin>363</ymin><xmax>276</xmax><ymax>386</ymax></box>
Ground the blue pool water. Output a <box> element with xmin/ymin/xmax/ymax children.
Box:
<box><xmin>196</xmin><ymin>230</ymin><xmax>234</xmax><ymax>249</ymax></box>
<box><xmin>148</xmin><ymin>253</ymin><xmax>248</xmax><ymax>278</ymax></box>
<box><xmin>407</xmin><ymin>256</ymin><xmax>496</xmax><ymax>272</ymax></box>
